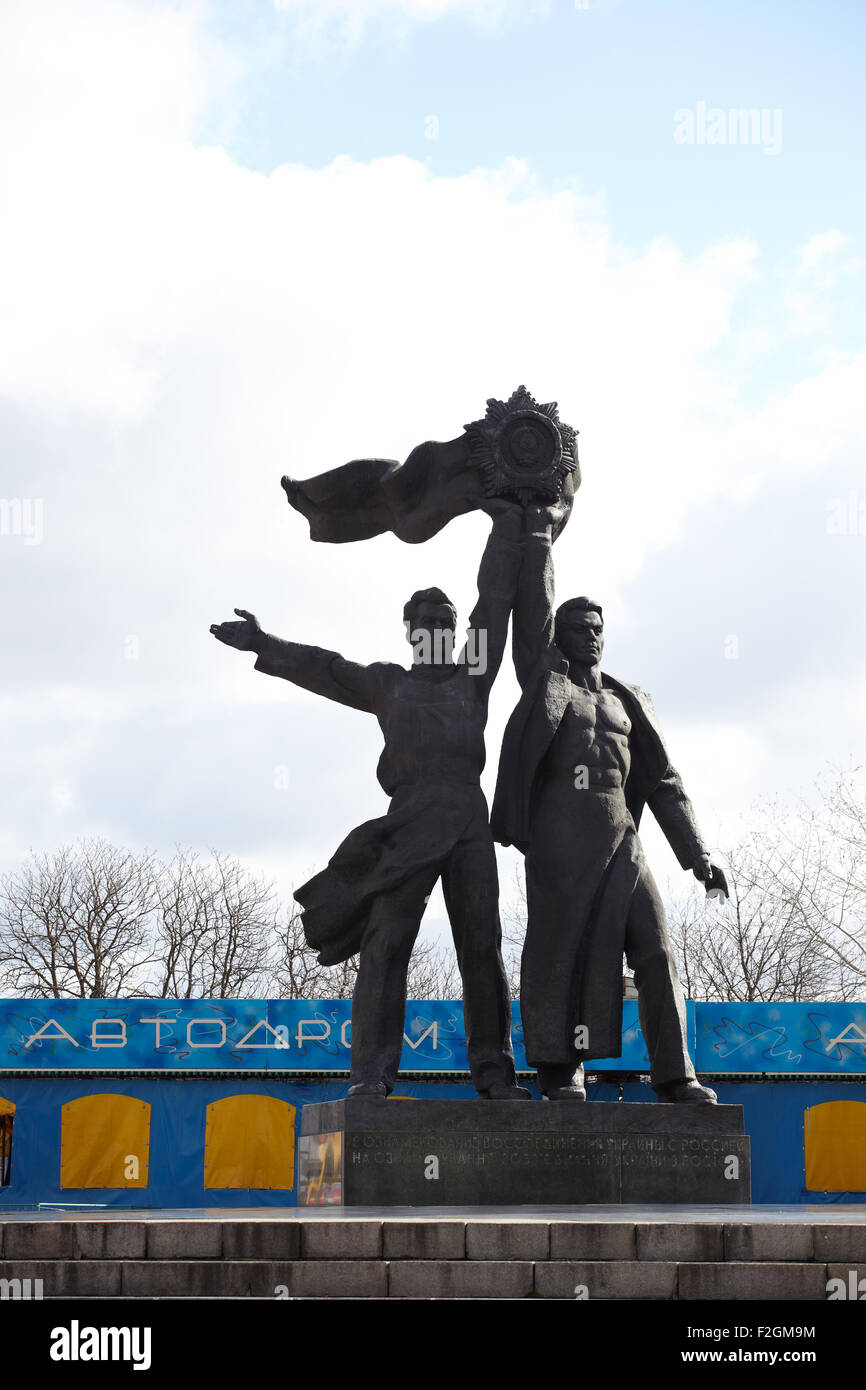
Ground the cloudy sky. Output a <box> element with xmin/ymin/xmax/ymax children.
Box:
<box><xmin>1</xmin><ymin>0</ymin><xmax>864</xmax><ymax>940</ymax></box>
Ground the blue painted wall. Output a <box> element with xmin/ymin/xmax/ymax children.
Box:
<box><xmin>1</xmin><ymin>1073</ymin><xmax>864</xmax><ymax>1207</ymax></box>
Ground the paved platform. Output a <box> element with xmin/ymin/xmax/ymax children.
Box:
<box><xmin>1</xmin><ymin>1203</ymin><xmax>865</xmax><ymax>1222</ymax></box>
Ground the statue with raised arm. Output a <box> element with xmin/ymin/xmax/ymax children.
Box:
<box><xmin>492</xmin><ymin>515</ymin><xmax>729</xmax><ymax>1103</ymax></box>
<box><xmin>211</xmin><ymin>387</ymin><xmax>579</xmax><ymax>1100</ymax></box>
<box><xmin>211</xmin><ymin>503</ymin><xmax>550</xmax><ymax>1099</ymax></box>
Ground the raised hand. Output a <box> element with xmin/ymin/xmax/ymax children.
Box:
<box><xmin>525</xmin><ymin>500</ymin><xmax>569</xmax><ymax>539</ymax></box>
<box><xmin>209</xmin><ymin>608</ymin><xmax>264</xmax><ymax>653</ymax></box>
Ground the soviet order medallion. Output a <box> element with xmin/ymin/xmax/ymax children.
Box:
<box><xmin>465</xmin><ymin>385</ymin><xmax>578</xmax><ymax>506</ymax></box>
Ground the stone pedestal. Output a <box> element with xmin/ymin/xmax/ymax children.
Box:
<box><xmin>298</xmin><ymin>1098</ymin><xmax>751</xmax><ymax>1206</ymax></box>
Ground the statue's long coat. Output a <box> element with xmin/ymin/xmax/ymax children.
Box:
<box><xmin>491</xmin><ymin>644</ymin><xmax>706</xmax><ymax>1062</ymax></box>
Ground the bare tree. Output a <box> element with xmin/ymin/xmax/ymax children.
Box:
<box><xmin>148</xmin><ymin>848</ymin><xmax>278</xmax><ymax>998</ymax></box>
<box><xmin>0</xmin><ymin>838</ymin><xmax>157</xmax><ymax>997</ymax></box>
<box><xmin>666</xmin><ymin>855</ymin><xmax>839</xmax><ymax>1003</ymax></box>
<box><xmin>269</xmin><ymin>906</ymin><xmax>358</xmax><ymax>999</ymax></box>
<box><xmin>269</xmin><ymin>904</ymin><xmax>463</xmax><ymax>999</ymax></box>
<box><xmin>0</xmin><ymin>840</ymin><xmax>284</xmax><ymax>1000</ymax></box>
<box><xmin>500</xmin><ymin>866</ymin><xmax>527</xmax><ymax>999</ymax></box>
<box><xmin>7</xmin><ymin>770</ymin><xmax>860</xmax><ymax>1006</ymax></box>
<box><xmin>667</xmin><ymin>773</ymin><xmax>866</xmax><ymax>1002</ymax></box>
<box><xmin>795</xmin><ymin>765</ymin><xmax>866</xmax><ymax>992</ymax></box>
<box><xmin>406</xmin><ymin>936</ymin><xmax>462</xmax><ymax>999</ymax></box>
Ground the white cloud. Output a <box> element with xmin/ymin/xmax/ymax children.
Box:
<box><xmin>50</xmin><ymin>780</ymin><xmax>75</xmax><ymax>813</ymax></box>
<box><xmin>792</xmin><ymin>230</ymin><xmax>863</xmax><ymax>287</ymax></box>
<box><xmin>1</xmin><ymin>0</ymin><xmax>865</xmax><ymax>892</ymax></box>
<box><xmin>780</xmin><ymin>230</ymin><xmax>864</xmax><ymax>338</ymax></box>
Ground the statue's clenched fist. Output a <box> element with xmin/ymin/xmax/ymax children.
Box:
<box><xmin>693</xmin><ymin>853</ymin><xmax>730</xmax><ymax>900</ymax></box>
<box><xmin>526</xmin><ymin>500</ymin><xmax>569</xmax><ymax>539</ymax></box>
<box><xmin>209</xmin><ymin>608</ymin><xmax>264</xmax><ymax>653</ymax></box>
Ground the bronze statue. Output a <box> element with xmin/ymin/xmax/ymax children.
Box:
<box><xmin>211</xmin><ymin>389</ymin><xmax>579</xmax><ymax>1100</ymax></box>
<box><xmin>492</xmin><ymin>518</ymin><xmax>729</xmax><ymax>1101</ymax></box>
<box><xmin>212</xmin><ymin>385</ymin><xmax>726</xmax><ymax>1104</ymax></box>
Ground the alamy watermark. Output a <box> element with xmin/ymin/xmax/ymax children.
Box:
<box><xmin>826</xmin><ymin>491</ymin><xmax>866</xmax><ymax>535</ymax></box>
<box><xmin>0</xmin><ymin>497</ymin><xmax>44</xmax><ymax>545</ymax></box>
<box><xmin>674</xmin><ymin>102</ymin><xmax>782</xmax><ymax>156</ymax></box>
<box><xmin>49</xmin><ymin>1321</ymin><xmax>151</xmax><ymax>1370</ymax></box>
<box><xmin>407</xmin><ymin>625</ymin><xmax>488</xmax><ymax>675</ymax></box>
<box><xmin>827</xmin><ymin>1270</ymin><xmax>866</xmax><ymax>1299</ymax></box>
<box><xmin>1</xmin><ymin>1276</ymin><xmax>43</xmax><ymax>1300</ymax></box>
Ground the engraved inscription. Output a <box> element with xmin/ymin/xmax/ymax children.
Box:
<box><xmin>348</xmin><ymin>1131</ymin><xmax>616</xmax><ymax>1169</ymax></box>
<box><xmin>621</xmin><ymin>1134</ymin><xmax>747</xmax><ymax>1170</ymax></box>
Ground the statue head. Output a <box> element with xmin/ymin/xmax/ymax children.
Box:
<box><xmin>555</xmin><ymin>596</ymin><xmax>604</xmax><ymax>669</ymax></box>
<box><xmin>403</xmin><ymin>587</ymin><xmax>457</xmax><ymax>665</ymax></box>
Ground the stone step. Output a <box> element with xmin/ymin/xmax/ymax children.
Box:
<box><xmin>3</xmin><ymin>1218</ymin><xmax>866</xmax><ymax>1262</ymax></box>
<box><xmin>2</xmin><ymin>1216</ymin><xmax>865</xmax><ymax>1299</ymax></box>
<box><xmin>0</xmin><ymin>1258</ymin><xmax>849</xmax><ymax>1299</ymax></box>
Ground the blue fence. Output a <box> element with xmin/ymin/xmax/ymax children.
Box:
<box><xmin>696</xmin><ymin>1002</ymin><xmax>866</xmax><ymax>1074</ymax></box>
<box><xmin>3</xmin><ymin>998</ymin><xmax>866</xmax><ymax>1074</ymax></box>
<box><xmin>0</xmin><ymin>998</ymin><xmax>659</xmax><ymax>1073</ymax></box>
<box><xmin>2</xmin><ymin>999</ymin><xmax>865</xmax><ymax>1207</ymax></box>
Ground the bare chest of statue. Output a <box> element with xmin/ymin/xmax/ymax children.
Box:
<box><xmin>542</xmin><ymin>684</ymin><xmax>632</xmax><ymax>790</ymax></box>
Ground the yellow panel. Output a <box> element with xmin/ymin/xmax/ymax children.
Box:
<box><xmin>60</xmin><ymin>1095</ymin><xmax>150</xmax><ymax>1189</ymax></box>
<box><xmin>204</xmin><ymin>1095</ymin><xmax>295</xmax><ymax>1190</ymax></box>
<box><xmin>0</xmin><ymin>1097</ymin><xmax>16</xmax><ymax>1116</ymax></box>
<box><xmin>804</xmin><ymin>1101</ymin><xmax>866</xmax><ymax>1192</ymax></box>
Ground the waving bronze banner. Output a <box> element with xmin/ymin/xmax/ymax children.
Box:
<box><xmin>281</xmin><ymin>385</ymin><xmax>579</xmax><ymax>544</ymax></box>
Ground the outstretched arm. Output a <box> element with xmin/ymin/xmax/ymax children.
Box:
<box><xmin>209</xmin><ymin>608</ymin><xmax>384</xmax><ymax>713</ymax></box>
